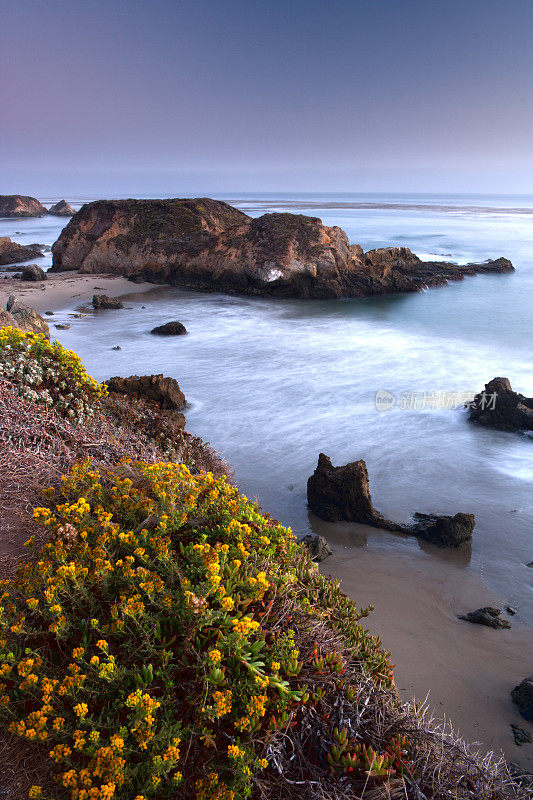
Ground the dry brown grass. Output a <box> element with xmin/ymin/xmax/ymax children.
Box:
<box><xmin>253</xmin><ymin>617</ymin><xmax>530</xmax><ymax>800</ymax></box>
<box><xmin>0</xmin><ymin>378</ymin><xmax>228</xmax><ymax>576</ymax></box>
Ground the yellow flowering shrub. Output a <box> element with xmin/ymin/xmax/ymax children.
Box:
<box><xmin>0</xmin><ymin>327</ymin><xmax>106</xmax><ymax>421</ymax></box>
<box><xmin>0</xmin><ymin>459</ymin><xmax>394</xmax><ymax>800</ymax></box>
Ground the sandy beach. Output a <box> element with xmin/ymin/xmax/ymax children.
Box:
<box><xmin>0</xmin><ymin>271</ymin><xmax>160</xmax><ymax>315</ymax></box>
<box><xmin>319</xmin><ymin>520</ymin><xmax>533</xmax><ymax>770</ymax></box>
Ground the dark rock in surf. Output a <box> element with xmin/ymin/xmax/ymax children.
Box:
<box><xmin>410</xmin><ymin>512</ymin><xmax>475</xmax><ymax>548</ymax></box>
<box><xmin>512</xmin><ymin>678</ymin><xmax>533</xmax><ymax>721</ymax></box>
<box><xmin>468</xmin><ymin>377</ymin><xmax>533</xmax><ymax>432</ymax></box>
<box><xmin>307</xmin><ymin>454</ymin><xmax>474</xmax><ymax>548</ymax></box>
<box><xmin>92</xmin><ymin>294</ymin><xmax>124</xmax><ymax>310</ymax></box>
<box><xmin>458</xmin><ymin>607</ymin><xmax>511</xmax><ymax>629</ymax></box>
<box><xmin>151</xmin><ymin>321</ymin><xmax>187</xmax><ymax>336</ymax></box>
<box><xmin>307</xmin><ymin>453</ymin><xmax>396</xmax><ymax>527</ymax></box>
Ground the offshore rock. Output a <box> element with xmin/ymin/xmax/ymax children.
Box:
<box><xmin>49</xmin><ymin>199</ymin><xmax>75</xmax><ymax>217</ymax></box>
<box><xmin>50</xmin><ymin>198</ymin><xmax>515</xmax><ymax>299</ymax></box>
<box><xmin>468</xmin><ymin>377</ymin><xmax>533</xmax><ymax>432</ymax></box>
<box><xmin>92</xmin><ymin>294</ymin><xmax>124</xmax><ymax>310</ymax></box>
<box><xmin>307</xmin><ymin>454</ymin><xmax>397</xmax><ymax>528</ymax></box>
<box><xmin>0</xmin><ymin>195</ymin><xmax>48</xmax><ymax>218</ymax></box>
<box><xmin>410</xmin><ymin>512</ymin><xmax>475</xmax><ymax>548</ymax></box>
<box><xmin>151</xmin><ymin>321</ymin><xmax>187</xmax><ymax>336</ymax></box>
<box><xmin>307</xmin><ymin>454</ymin><xmax>474</xmax><ymax>548</ymax></box>
<box><xmin>458</xmin><ymin>607</ymin><xmax>511</xmax><ymax>629</ymax></box>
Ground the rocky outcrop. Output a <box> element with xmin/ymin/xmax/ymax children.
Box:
<box><xmin>0</xmin><ymin>195</ymin><xmax>48</xmax><ymax>218</ymax></box>
<box><xmin>468</xmin><ymin>377</ymin><xmax>533</xmax><ymax>432</ymax></box>
<box><xmin>0</xmin><ymin>237</ymin><xmax>45</xmax><ymax>267</ymax></box>
<box><xmin>92</xmin><ymin>294</ymin><xmax>124</xmax><ymax>310</ymax></box>
<box><xmin>0</xmin><ymin>296</ymin><xmax>50</xmax><ymax>339</ymax></box>
<box><xmin>307</xmin><ymin>454</ymin><xmax>396</xmax><ymax>527</ymax></box>
<box><xmin>106</xmin><ymin>374</ymin><xmax>186</xmax><ymax>414</ymax></box>
<box><xmin>50</xmin><ymin>198</ymin><xmax>515</xmax><ymax>299</ymax></box>
<box><xmin>307</xmin><ymin>454</ymin><xmax>474</xmax><ymax>548</ymax></box>
<box><xmin>458</xmin><ymin>607</ymin><xmax>511</xmax><ymax>629</ymax></box>
<box><xmin>49</xmin><ymin>199</ymin><xmax>74</xmax><ymax>217</ymax></box>
<box><xmin>151</xmin><ymin>321</ymin><xmax>187</xmax><ymax>336</ymax></box>
<box><xmin>21</xmin><ymin>264</ymin><xmax>47</xmax><ymax>282</ymax></box>
<box><xmin>300</xmin><ymin>534</ymin><xmax>332</xmax><ymax>562</ymax></box>
<box><xmin>511</xmin><ymin>678</ymin><xmax>533</xmax><ymax>721</ymax></box>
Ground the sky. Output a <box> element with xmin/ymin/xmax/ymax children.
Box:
<box><xmin>1</xmin><ymin>0</ymin><xmax>533</xmax><ymax>196</ymax></box>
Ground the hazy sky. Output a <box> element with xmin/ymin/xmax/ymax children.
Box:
<box><xmin>2</xmin><ymin>0</ymin><xmax>533</xmax><ymax>195</ymax></box>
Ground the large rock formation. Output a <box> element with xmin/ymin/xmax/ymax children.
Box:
<box><xmin>0</xmin><ymin>296</ymin><xmax>50</xmax><ymax>339</ymax></box>
<box><xmin>49</xmin><ymin>199</ymin><xmax>75</xmax><ymax>217</ymax></box>
<box><xmin>0</xmin><ymin>195</ymin><xmax>48</xmax><ymax>218</ymax></box>
<box><xmin>307</xmin><ymin>454</ymin><xmax>475</xmax><ymax>548</ymax></box>
<box><xmin>50</xmin><ymin>198</ymin><xmax>514</xmax><ymax>299</ymax></box>
<box><xmin>468</xmin><ymin>377</ymin><xmax>533</xmax><ymax>432</ymax></box>
<box><xmin>0</xmin><ymin>236</ymin><xmax>45</xmax><ymax>266</ymax></box>
<box><xmin>307</xmin><ymin>453</ymin><xmax>396</xmax><ymax>527</ymax></box>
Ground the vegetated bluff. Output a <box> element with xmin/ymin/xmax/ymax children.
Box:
<box><xmin>51</xmin><ymin>198</ymin><xmax>514</xmax><ymax>299</ymax></box>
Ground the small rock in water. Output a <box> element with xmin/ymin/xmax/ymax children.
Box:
<box><xmin>141</xmin><ymin>305</ymin><xmax>146</xmax><ymax>309</ymax></box>
<box><xmin>511</xmin><ymin>724</ymin><xmax>532</xmax><ymax>746</ymax></box>
<box><xmin>112</xmin><ymin>345</ymin><xmax>122</xmax><ymax>350</ymax></box>
<box><xmin>54</xmin><ymin>323</ymin><xmax>70</xmax><ymax>330</ymax></box>
<box><xmin>506</xmin><ymin>606</ymin><xmax>518</xmax><ymax>616</ymax></box>
<box><xmin>151</xmin><ymin>321</ymin><xmax>187</xmax><ymax>336</ymax></box>
<box><xmin>92</xmin><ymin>294</ymin><xmax>124</xmax><ymax>310</ymax></box>
<box><xmin>458</xmin><ymin>607</ymin><xmax>511</xmax><ymax>629</ymax></box>
<box><xmin>287</xmin><ymin>484</ymin><xmax>294</xmax><ymax>491</ymax></box>
<box><xmin>300</xmin><ymin>534</ymin><xmax>332</xmax><ymax>562</ymax></box>
<box><xmin>527</xmin><ymin>562</ymin><xmax>533</xmax><ymax>568</ymax></box>
<box><xmin>44</xmin><ymin>311</ymin><xmax>54</xmax><ymax>315</ymax></box>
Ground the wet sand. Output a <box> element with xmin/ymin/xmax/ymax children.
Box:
<box><xmin>320</xmin><ymin>519</ymin><xmax>533</xmax><ymax>769</ymax></box>
<box><xmin>0</xmin><ymin>271</ymin><xmax>160</xmax><ymax>314</ymax></box>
